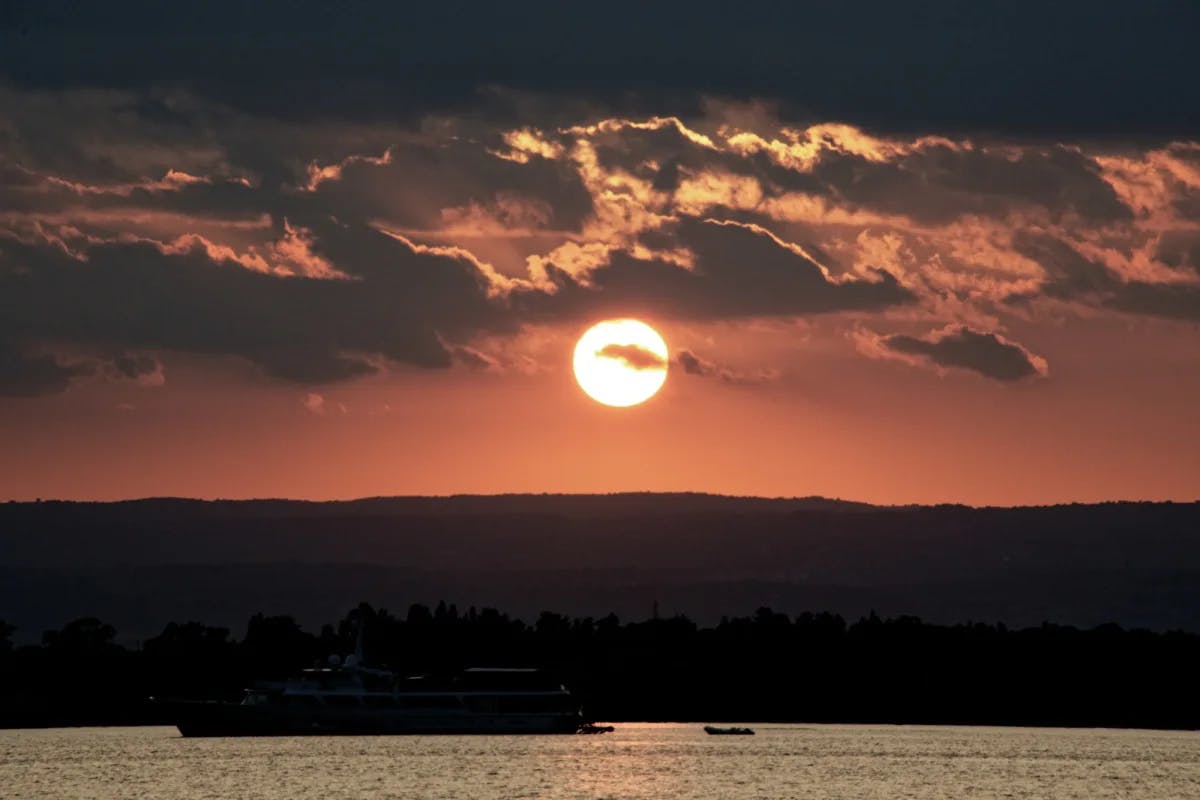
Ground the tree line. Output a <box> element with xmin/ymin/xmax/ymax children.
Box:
<box><xmin>2</xmin><ymin>603</ymin><xmax>1198</xmax><ymax>729</ymax></box>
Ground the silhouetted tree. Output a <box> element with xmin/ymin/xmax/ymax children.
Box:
<box><xmin>42</xmin><ymin>617</ymin><xmax>118</xmax><ymax>654</ymax></box>
<box><xmin>145</xmin><ymin>621</ymin><xmax>231</xmax><ymax>654</ymax></box>
<box><xmin>3</xmin><ymin>603</ymin><xmax>1200</xmax><ymax>730</ymax></box>
<box><xmin>242</xmin><ymin>614</ymin><xmax>316</xmax><ymax>677</ymax></box>
<box><xmin>536</xmin><ymin>611</ymin><xmax>571</xmax><ymax>637</ymax></box>
<box><xmin>406</xmin><ymin>603</ymin><xmax>432</xmax><ymax>626</ymax></box>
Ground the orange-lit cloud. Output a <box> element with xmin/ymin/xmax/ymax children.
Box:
<box><xmin>304</xmin><ymin>149</ymin><xmax>392</xmax><ymax>191</ymax></box>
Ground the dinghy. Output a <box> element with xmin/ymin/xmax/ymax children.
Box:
<box><xmin>703</xmin><ymin>725</ymin><xmax>755</xmax><ymax>735</ymax></box>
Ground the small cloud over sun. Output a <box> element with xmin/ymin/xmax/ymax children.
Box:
<box><xmin>596</xmin><ymin>343</ymin><xmax>667</xmax><ymax>371</ymax></box>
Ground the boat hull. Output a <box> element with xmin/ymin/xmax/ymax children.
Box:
<box><xmin>170</xmin><ymin>701</ymin><xmax>583</xmax><ymax>736</ymax></box>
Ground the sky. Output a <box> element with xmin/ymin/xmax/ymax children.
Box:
<box><xmin>1</xmin><ymin>2</ymin><xmax>1199</xmax><ymax>505</ymax></box>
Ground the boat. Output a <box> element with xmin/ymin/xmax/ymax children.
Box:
<box><xmin>704</xmin><ymin>725</ymin><xmax>755</xmax><ymax>735</ymax></box>
<box><xmin>164</xmin><ymin>656</ymin><xmax>586</xmax><ymax>736</ymax></box>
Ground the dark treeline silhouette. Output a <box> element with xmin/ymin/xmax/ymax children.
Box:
<box><xmin>6</xmin><ymin>497</ymin><xmax>1200</xmax><ymax>638</ymax></box>
<box><xmin>2</xmin><ymin>602</ymin><xmax>1198</xmax><ymax>730</ymax></box>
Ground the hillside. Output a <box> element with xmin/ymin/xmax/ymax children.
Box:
<box><xmin>3</xmin><ymin>495</ymin><xmax>1198</xmax><ymax>639</ymax></box>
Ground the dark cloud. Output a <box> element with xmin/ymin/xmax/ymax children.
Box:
<box><xmin>596</xmin><ymin>343</ymin><xmax>666</xmax><ymax>371</ymax></box>
<box><xmin>880</xmin><ymin>326</ymin><xmax>1048</xmax><ymax>382</ymax></box>
<box><xmin>1155</xmin><ymin>232</ymin><xmax>1200</xmax><ymax>278</ymax></box>
<box><xmin>0</xmin><ymin>340</ymin><xmax>165</xmax><ymax>397</ymax></box>
<box><xmin>110</xmin><ymin>353</ymin><xmax>161</xmax><ymax>380</ymax></box>
<box><xmin>1107</xmin><ymin>281</ymin><xmax>1200</xmax><ymax>323</ymax></box>
<box><xmin>1012</xmin><ymin>233</ymin><xmax>1116</xmax><ymax>300</ymax></box>
<box><xmin>572</xmin><ymin>122</ymin><xmax>1134</xmax><ymax>226</ymax></box>
<box><xmin>520</xmin><ymin>219</ymin><xmax>913</xmax><ymax>321</ymax></box>
<box><xmin>1015</xmin><ymin>233</ymin><xmax>1200</xmax><ymax>322</ymax></box>
<box><xmin>3</xmin><ymin>2</ymin><xmax>1198</xmax><ymax>136</ymax></box>
<box><xmin>676</xmin><ymin>349</ymin><xmax>712</xmax><ymax>376</ymax></box>
<box><xmin>0</xmin><ymin>341</ymin><xmax>91</xmax><ymax>397</ymax></box>
<box><xmin>675</xmin><ymin>349</ymin><xmax>777</xmax><ymax>384</ymax></box>
<box><xmin>810</xmin><ymin>145</ymin><xmax>1131</xmax><ymax>225</ymax></box>
<box><xmin>675</xmin><ymin>218</ymin><xmax>913</xmax><ymax>316</ymax></box>
<box><xmin>302</xmin><ymin>138</ymin><xmax>594</xmax><ymax>235</ymax></box>
<box><xmin>0</xmin><ymin>225</ymin><xmax>507</xmax><ymax>393</ymax></box>
<box><xmin>492</xmin><ymin>123</ymin><xmax>1143</xmax><ymax>281</ymax></box>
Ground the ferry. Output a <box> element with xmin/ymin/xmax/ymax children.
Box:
<box><xmin>166</xmin><ymin>655</ymin><xmax>586</xmax><ymax>736</ymax></box>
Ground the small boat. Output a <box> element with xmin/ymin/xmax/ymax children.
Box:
<box><xmin>704</xmin><ymin>725</ymin><xmax>755</xmax><ymax>735</ymax></box>
<box><xmin>577</xmin><ymin>723</ymin><xmax>615</xmax><ymax>735</ymax></box>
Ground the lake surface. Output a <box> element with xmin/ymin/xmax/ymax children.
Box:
<box><xmin>3</xmin><ymin>723</ymin><xmax>1198</xmax><ymax>799</ymax></box>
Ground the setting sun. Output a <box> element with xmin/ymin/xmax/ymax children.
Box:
<box><xmin>573</xmin><ymin>319</ymin><xmax>669</xmax><ymax>407</ymax></box>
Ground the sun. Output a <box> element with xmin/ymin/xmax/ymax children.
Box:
<box><xmin>573</xmin><ymin>319</ymin><xmax>669</xmax><ymax>407</ymax></box>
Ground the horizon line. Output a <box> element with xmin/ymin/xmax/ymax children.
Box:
<box><xmin>5</xmin><ymin>491</ymin><xmax>1199</xmax><ymax>511</ymax></box>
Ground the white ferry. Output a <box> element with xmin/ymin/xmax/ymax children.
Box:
<box><xmin>168</xmin><ymin>656</ymin><xmax>585</xmax><ymax>736</ymax></box>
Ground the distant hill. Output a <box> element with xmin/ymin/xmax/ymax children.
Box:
<box><xmin>2</xmin><ymin>494</ymin><xmax>1198</xmax><ymax>640</ymax></box>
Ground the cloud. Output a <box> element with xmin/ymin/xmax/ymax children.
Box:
<box><xmin>0</xmin><ymin>342</ymin><xmax>91</xmax><ymax>397</ymax></box>
<box><xmin>1014</xmin><ymin>233</ymin><xmax>1200</xmax><ymax>322</ymax></box>
<box><xmin>813</xmin><ymin>141</ymin><xmax>1130</xmax><ymax>226</ymax></box>
<box><xmin>4</xmin><ymin>4</ymin><xmax>1197</xmax><ymax>136</ymax></box>
<box><xmin>108</xmin><ymin>353</ymin><xmax>166</xmax><ymax>387</ymax></box>
<box><xmin>675</xmin><ymin>349</ymin><xmax>779</xmax><ymax>384</ymax></box>
<box><xmin>449</xmin><ymin>344</ymin><xmax>501</xmax><ymax>371</ymax></box>
<box><xmin>676</xmin><ymin>349</ymin><xmax>714</xmax><ymax>376</ymax></box>
<box><xmin>304</xmin><ymin>149</ymin><xmax>392</xmax><ymax>191</ymax></box>
<box><xmin>527</xmin><ymin>115</ymin><xmax>1135</xmax><ymax>229</ymax></box>
<box><xmin>516</xmin><ymin>218</ymin><xmax>913</xmax><ymax>322</ymax></box>
<box><xmin>0</xmin><ymin>342</ymin><xmax>167</xmax><ymax>397</ymax></box>
<box><xmin>110</xmin><ymin>354</ymin><xmax>157</xmax><ymax>379</ymax></box>
<box><xmin>596</xmin><ymin>343</ymin><xmax>666</xmax><ymax>370</ymax></box>
<box><xmin>306</xmin><ymin>136</ymin><xmax>595</xmax><ymax>237</ymax></box>
<box><xmin>302</xmin><ymin>392</ymin><xmax>325</xmax><ymax>414</ymax></box>
<box><xmin>860</xmin><ymin>326</ymin><xmax>1048</xmax><ymax>382</ymax></box>
<box><xmin>0</xmin><ymin>224</ymin><xmax>507</xmax><ymax>392</ymax></box>
<box><xmin>301</xmin><ymin>392</ymin><xmax>348</xmax><ymax>415</ymax></box>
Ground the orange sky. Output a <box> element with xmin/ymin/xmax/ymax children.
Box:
<box><xmin>2</xmin><ymin>95</ymin><xmax>1199</xmax><ymax>505</ymax></box>
<box><xmin>2</xmin><ymin>312</ymin><xmax>1197</xmax><ymax>505</ymax></box>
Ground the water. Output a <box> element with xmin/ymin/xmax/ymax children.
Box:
<box><xmin>2</xmin><ymin>723</ymin><xmax>1198</xmax><ymax>799</ymax></box>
